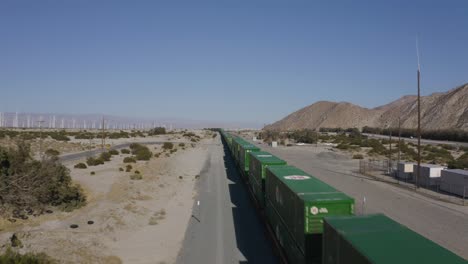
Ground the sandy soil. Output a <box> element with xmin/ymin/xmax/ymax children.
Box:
<box><xmin>0</xmin><ymin>130</ymin><xmax>215</xmax><ymax>263</ymax></box>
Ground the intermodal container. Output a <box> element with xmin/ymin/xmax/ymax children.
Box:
<box><xmin>266</xmin><ymin>199</ymin><xmax>305</xmax><ymax>264</ymax></box>
<box><xmin>323</xmin><ymin>214</ymin><xmax>467</xmax><ymax>264</ymax></box>
<box><xmin>231</xmin><ymin>136</ymin><xmax>242</xmax><ymax>163</ymax></box>
<box><xmin>265</xmin><ymin>165</ymin><xmax>354</xmax><ymax>262</ymax></box>
<box><xmin>249</xmin><ymin>151</ymin><xmax>287</xmax><ymax>207</ymax></box>
<box><xmin>238</xmin><ymin>142</ymin><xmax>260</xmax><ymax>177</ymax></box>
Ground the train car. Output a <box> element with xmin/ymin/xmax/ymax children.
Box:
<box><xmin>249</xmin><ymin>151</ymin><xmax>287</xmax><ymax>208</ymax></box>
<box><xmin>219</xmin><ymin>131</ymin><xmax>466</xmax><ymax>264</ymax></box>
<box><xmin>231</xmin><ymin>136</ymin><xmax>243</xmax><ymax>164</ymax></box>
<box><xmin>238</xmin><ymin>141</ymin><xmax>260</xmax><ymax>179</ymax></box>
<box><xmin>265</xmin><ymin>165</ymin><xmax>355</xmax><ymax>264</ymax></box>
<box><xmin>323</xmin><ymin>214</ymin><xmax>467</xmax><ymax>264</ymax></box>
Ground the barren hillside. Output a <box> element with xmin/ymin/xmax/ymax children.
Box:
<box><xmin>265</xmin><ymin>83</ymin><xmax>468</xmax><ymax>131</ymax></box>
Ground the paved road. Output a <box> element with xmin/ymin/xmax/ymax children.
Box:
<box><xmin>257</xmin><ymin>143</ymin><xmax>468</xmax><ymax>260</ymax></box>
<box><xmin>177</xmin><ymin>142</ymin><xmax>278</xmax><ymax>264</ymax></box>
<box><xmin>363</xmin><ymin>133</ymin><xmax>468</xmax><ymax>147</ymax></box>
<box><xmin>59</xmin><ymin>141</ymin><xmax>173</xmax><ymax>162</ymax></box>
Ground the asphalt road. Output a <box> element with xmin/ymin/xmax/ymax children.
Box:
<box><xmin>59</xmin><ymin>141</ymin><xmax>172</xmax><ymax>162</ymax></box>
<box><xmin>176</xmin><ymin>142</ymin><xmax>278</xmax><ymax>264</ymax></box>
<box><xmin>257</xmin><ymin>143</ymin><xmax>468</xmax><ymax>260</ymax></box>
<box><xmin>363</xmin><ymin>133</ymin><xmax>468</xmax><ymax>147</ymax></box>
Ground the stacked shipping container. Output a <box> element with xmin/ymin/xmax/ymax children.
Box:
<box><xmin>323</xmin><ymin>214</ymin><xmax>466</xmax><ymax>264</ymax></box>
<box><xmin>265</xmin><ymin>165</ymin><xmax>355</xmax><ymax>263</ymax></box>
<box><xmin>249</xmin><ymin>151</ymin><xmax>287</xmax><ymax>207</ymax></box>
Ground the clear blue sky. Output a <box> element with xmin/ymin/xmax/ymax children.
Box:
<box><xmin>1</xmin><ymin>0</ymin><xmax>467</xmax><ymax>125</ymax></box>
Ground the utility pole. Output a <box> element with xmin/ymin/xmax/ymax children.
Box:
<box><xmin>389</xmin><ymin>128</ymin><xmax>392</xmax><ymax>175</ymax></box>
<box><xmin>101</xmin><ymin>117</ymin><xmax>106</xmax><ymax>151</ymax></box>
<box><xmin>398</xmin><ymin>115</ymin><xmax>401</xmax><ymax>164</ymax></box>
<box><xmin>315</xmin><ymin>128</ymin><xmax>318</xmax><ymax>147</ymax></box>
<box><xmin>37</xmin><ymin>119</ymin><xmax>45</xmax><ymax>158</ymax></box>
<box><xmin>416</xmin><ymin>38</ymin><xmax>421</xmax><ymax>189</ymax></box>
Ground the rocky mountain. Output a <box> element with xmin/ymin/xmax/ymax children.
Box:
<box><xmin>265</xmin><ymin>83</ymin><xmax>468</xmax><ymax>131</ymax></box>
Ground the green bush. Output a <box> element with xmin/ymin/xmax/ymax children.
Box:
<box><xmin>0</xmin><ymin>247</ymin><xmax>55</xmax><ymax>263</ymax></box>
<box><xmin>100</xmin><ymin>152</ymin><xmax>112</xmax><ymax>162</ymax></box>
<box><xmin>352</xmin><ymin>154</ymin><xmax>364</xmax><ymax>159</ymax></box>
<box><xmin>74</xmin><ymin>163</ymin><xmax>87</xmax><ymax>169</ymax></box>
<box><xmin>119</xmin><ymin>167</ymin><xmax>124</xmax><ymax>172</ymax></box>
<box><xmin>438</xmin><ymin>144</ymin><xmax>455</xmax><ymax>150</ymax></box>
<box><xmin>130</xmin><ymin>174</ymin><xmax>143</xmax><ymax>180</ymax></box>
<box><xmin>49</xmin><ymin>131</ymin><xmax>70</xmax><ymax>141</ymax></box>
<box><xmin>109</xmin><ymin>149</ymin><xmax>119</xmax><ymax>155</ymax></box>
<box><xmin>90</xmin><ymin>171</ymin><xmax>95</xmax><ymax>175</ymax></box>
<box><xmin>183</xmin><ymin>132</ymin><xmax>196</xmax><ymax>137</ymax></box>
<box><xmin>163</xmin><ymin>142</ymin><xmax>174</xmax><ymax>150</ymax></box>
<box><xmin>179</xmin><ymin>143</ymin><xmax>185</xmax><ymax>147</ymax></box>
<box><xmin>121</xmin><ymin>148</ymin><xmax>131</xmax><ymax>154</ymax></box>
<box><xmin>45</xmin><ymin>149</ymin><xmax>60</xmax><ymax>156</ymax></box>
<box><xmin>447</xmin><ymin>153</ymin><xmax>468</xmax><ymax>169</ymax></box>
<box><xmin>125</xmin><ymin>164</ymin><xmax>133</xmax><ymax>172</ymax></box>
<box><xmin>108</xmin><ymin>131</ymin><xmax>129</xmax><ymax>139</ymax></box>
<box><xmin>123</xmin><ymin>157</ymin><xmax>136</xmax><ymax>163</ymax></box>
<box><xmin>134</xmin><ymin>170</ymin><xmax>140</xmax><ymax>174</ymax></box>
<box><xmin>129</xmin><ymin>143</ymin><xmax>152</xmax><ymax>160</ymax></box>
<box><xmin>148</xmin><ymin>127</ymin><xmax>166</xmax><ymax>135</ymax></box>
<box><xmin>0</xmin><ymin>141</ymin><xmax>86</xmax><ymax>214</ymax></box>
<box><xmin>459</xmin><ymin>146</ymin><xmax>468</xmax><ymax>152</ymax></box>
<box><xmin>86</xmin><ymin>156</ymin><xmax>104</xmax><ymax>166</ymax></box>
<box><xmin>336</xmin><ymin>143</ymin><xmax>350</xmax><ymax>150</ymax></box>
<box><xmin>135</xmin><ymin>148</ymin><xmax>152</xmax><ymax>160</ymax></box>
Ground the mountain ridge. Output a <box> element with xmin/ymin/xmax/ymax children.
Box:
<box><xmin>265</xmin><ymin>83</ymin><xmax>468</xmax><ymax>131</ymax></box>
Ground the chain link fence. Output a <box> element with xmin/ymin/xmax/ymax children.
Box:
<box><xmin>359</xmin><ymin>159</ymin><xmax>467</xmax><ymax>206</ymax></box>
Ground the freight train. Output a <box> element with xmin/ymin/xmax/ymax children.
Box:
<box><xmin>218</xmin><ymin>129</ymin><xmax>466</xmax><ymax>264</ymax></box>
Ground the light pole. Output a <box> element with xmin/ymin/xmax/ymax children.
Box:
<box><xmin>416</xmin><ymin>39</ymin><xmax>421</xmax><ymax>189</ymax></box>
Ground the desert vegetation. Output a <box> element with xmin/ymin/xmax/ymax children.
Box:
<box><xmin>261</xmin><ymin>128</ymin><xmax>468</xmax><ymax>168</ymax></box>
<box><xmin>0</xmin><ymin>141</ymin><xmax>86</xmax><ymax>216</ymax></box>
<box><xmin>162</xmin><ymin>142</ymin><xmax>174</xmax><ymax>150</ymax></box>
<box><xmin>120</xmin><ymin>148</ymin><xmax>131</xmax><ymax>154</ymax></box>
<box><xmin>129</xmin><ymin>143</ymin><xmax>152</xmax><ymax>160</ymax></box>
<box><xmin>86</xmin><ymin>156</ymin><xmax>104</xmax><ymax>166</ymax></box>
<box><xmin>362</xmin><ymin>126</ymin><xmax>468</xmax><ymax>143</ymax></box>
<box><xmin>0</xmin><ymin>247</ymin><xmax>55</xmax><ymax>263</ymax></box>
<box><xmin>148</xmin><ymin>127</ymin><xmax>166</xmax><ymax>136</ymax></box>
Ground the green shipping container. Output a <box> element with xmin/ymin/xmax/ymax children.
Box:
<box><xmin>249</xmin><ymin>151</ymin><xmax>287</xmax><ymax>207</ymax></box>
<box><xmin>266</xmin><ymin>199</ymin><xmax>305</xmax><ymax>264</ymax></box>
<box><xmin>231</xmin><ymin>136</ymin><xmax>246</xmax><ymax>164</ymax></box>
<box><xmin>238</xmin><ymin>142</ymin><xmax>260</xmax><ymax>177</ymax></box>
<box><xmin>265</xmin><ymin>165</ymin><xmax>354</xmax><ymax>262</ymax></box>
<box><xmin>250</xmin><ymin>175</ymin><xmax>264</xmax><ymax>206</ymax></box>
<box><xmin>323</xmin><ymin>214</ymin><xmax>467</xmax><ymax>264</ymax></box>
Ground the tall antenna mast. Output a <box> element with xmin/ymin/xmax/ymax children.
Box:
<box><xmin>416</xmin><ymin>36</ymin><xmax>421</xmax><ymax>189</ymax></box>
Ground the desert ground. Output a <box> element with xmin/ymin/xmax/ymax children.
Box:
<box><xmin>0</xmin><ymin>130</ymin><xmax>215</xmax><ymax>264</ymax></box>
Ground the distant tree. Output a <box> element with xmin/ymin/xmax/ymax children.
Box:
<box><xmin>148</xmin><ymin>127</ymin><xmax>166</xmax><ymax>136</ymax></box>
